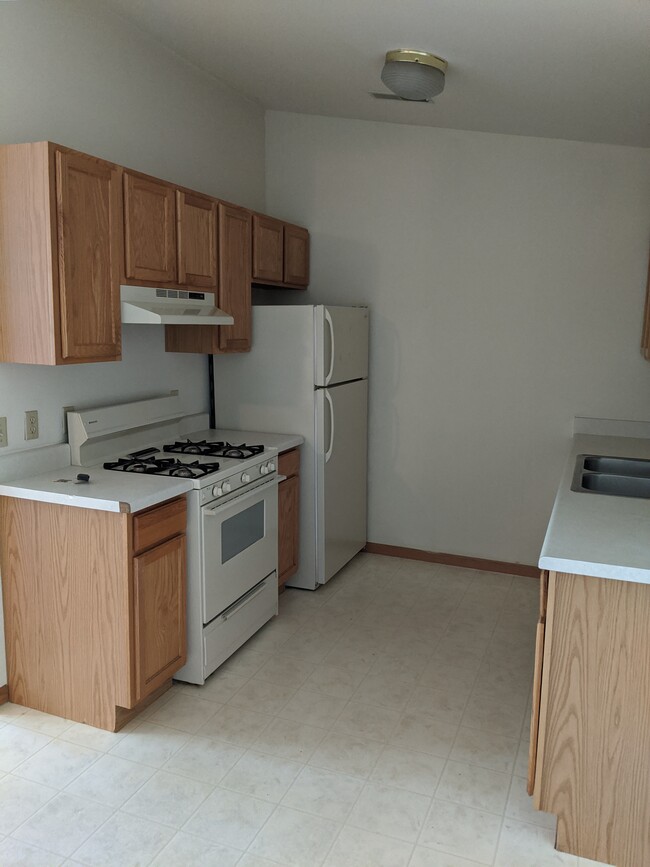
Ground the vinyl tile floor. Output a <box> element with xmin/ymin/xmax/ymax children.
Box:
<box><xmin>0</xmin><ymin>553</ymin><xmax>609</xmax><ymax>866</ymax></box>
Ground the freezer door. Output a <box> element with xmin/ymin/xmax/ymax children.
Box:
<box><xmin>314</xmin><ymin>305</ymin><xmax>369</xmax><ymax>387</ymax></box>
<box><xmin>315</xmin><ymin>378</ymin><xmax>368</xmax><ymax>583</ymax></box>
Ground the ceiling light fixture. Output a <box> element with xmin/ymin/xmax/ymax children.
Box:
<box><xmin>379</xmin><ymin>49</ymin><xmax>448</xmax><ymax>102</ymax></box>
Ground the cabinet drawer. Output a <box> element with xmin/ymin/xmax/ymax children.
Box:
<box><xmin>132</xmin><ymin>497</ymin><xmax>186</xmax><ymax>555</ymax></box>
<box><xmin>278</xmin><ymin>448</ymin><xmax>300</xmax><ymax>479</ymax></box>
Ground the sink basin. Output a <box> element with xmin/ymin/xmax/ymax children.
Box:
<box><xmin>572</xmin><ymin>454</ymin><xmax>650</xmax><ymax>500</ymax></box>
<box><xmin>582</xmin><ymin>455</ymin><xmax>650</xmax><ymax>479</ymax></box>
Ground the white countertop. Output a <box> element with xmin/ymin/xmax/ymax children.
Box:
<box><xmin>0</xmin><ymin>428</ymin><xmax>303</xmax><ymax>513</ymax></box>
<box><xmin>540</xmin><ymin>433</ymin><xmax>650</xmax><ymax>584</ymax></box>
<box><xmin>0</xmin><ymin>464</ymin><xmax>194</xmax><ymax>513</ymax></box>
<box><xmin>208</xmin><ymin>428</ymin><xmax>304</xmax><ymax>454</ymax></box>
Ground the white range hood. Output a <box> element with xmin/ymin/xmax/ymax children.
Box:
<box><xmin>120</xmin><ymin>285</ymin><xmax>234</xmax><ymax>326</ymax></box>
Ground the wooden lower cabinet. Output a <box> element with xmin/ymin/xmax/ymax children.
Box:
<box><xmin>277</xmin><ymin>448</ymin><xmax>300</xmax><ymax>588</ymax></box>
<box><xmin>530</xmin><ymin>570</ymin><xmax>650</xmax><ymax>867</ymax></box>
<box><xmin>134</xmin><ymin>535</ymin><xmax>186</xmax><ymax>702</ymax></box>
<box><xmin>0</xmin><ymin>495</ymin><xmax>187</xmax><ymax>731</ymax></box>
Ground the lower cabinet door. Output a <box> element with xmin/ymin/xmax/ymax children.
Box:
<box><xmin>133</xmin><ymin>534</ymin><xmax>187</xmax><ymax>701</ymax></box>
<box><xmin>278</xmin><ymin>476</ymin><xmax>299</xmax><ymax>587</ymax></box>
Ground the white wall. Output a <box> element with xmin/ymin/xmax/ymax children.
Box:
<box><xmin>266</xmin><ymin>111</ymin><xmax>650</xmax><ymax>565</ymax></box>
<box><xmin>0</xmin><ymin>0</ymin><xmax>265</xmax><ymax>451</ymax></box>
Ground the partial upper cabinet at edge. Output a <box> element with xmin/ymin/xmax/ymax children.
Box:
<box><xmin>640</xmin><ymin>248</ymin><xmax>650</xmax><ymax>360</ymax></box>
<box><xmin>0</xmin><ymin>141</ymin><xmax>122</xmax><ymax>365</ymax></box>
<box><xmin>252</xmin><ymin>213</ymin><xmax>310</xmax><ymax>289</ymax></box>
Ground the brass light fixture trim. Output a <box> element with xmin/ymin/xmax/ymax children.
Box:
<box><xmin>384</xmin><ymin>49</ymin><xmax>448</xmax><ymax>74</ymax></box>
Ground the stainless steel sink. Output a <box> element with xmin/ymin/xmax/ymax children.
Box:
<box><xmin>572</xmin><ymin>454</ymin><xmax>650</xmax><ymax>500</ymax></box>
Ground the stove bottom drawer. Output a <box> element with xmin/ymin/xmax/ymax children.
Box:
<box><xmin>203</xmin><ymin>573</ymin><xmax>278</xmax><ymax>678</ymax></box>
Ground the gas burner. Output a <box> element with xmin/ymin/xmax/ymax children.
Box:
<box><xmin>103</xmin><ymin>456</ymin><xmax>177</xmax><ymax>474</ymax></box>
<box><xmin>163</xmin><ymin>439</ymin><xmax>215</xmax><ymax>456</ymax></box>
<box><xmin>215</xmin><ymin>442</ymin><xmax>265</xmax><ymax>459</ymax></box>
<box><xmin>168</xmin><ymin>461</ymin><xmax>220</xmax><ymax>479</ymax></box>
<box><xmin>163</xmin><ymin>439</ymin><xmax>264</xmax><ymax>459</ymax></box>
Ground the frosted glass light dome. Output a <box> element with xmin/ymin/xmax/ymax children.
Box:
<box><xmin>380</xmin><ymin>50</ymin><xmax>447</xmax><ymax>101</ymax></box>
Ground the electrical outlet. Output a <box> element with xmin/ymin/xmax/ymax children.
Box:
<box><xmin>25</xmin><ymin>410</ymin><xmax>39</xmax><ymax>441</ymax></box>
<box><xmin>0</xmin><ymin>417</ymin><xmax>7</xmax><ymax>448</ymax></box>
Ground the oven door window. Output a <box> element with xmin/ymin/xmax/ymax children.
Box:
<box><xmin>221</xmin><ymin>500</ymin><xmax>265</xmax><ymax>564</ymax></box>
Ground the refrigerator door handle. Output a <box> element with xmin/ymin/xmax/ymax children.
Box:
<box><xmin>325</xmin><ymin>388</ymin><xmax>335</xmax><ymax>462</ymax></box>
<box><xmin>324</xmin><ymin>308</ymin><xmax>335</xmax><ymax>385</ymax></box>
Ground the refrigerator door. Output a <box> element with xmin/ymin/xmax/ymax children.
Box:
<box><xmin>314</xmin><ymin>305</ymin><xmax>369</xmax><ymax>387</ymax></box>
<box><xmin>315</xmin><ymin>378</ymin><xmax>368</xmax><ymax>583</ymax></box>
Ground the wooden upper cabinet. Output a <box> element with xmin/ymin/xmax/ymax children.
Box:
<box><xmin>56</xmin><ymin>149</ymin><xmax>122</xmax><ymax>362</ymax></box>
<box><xmin>284</xmin><ymin>224</ymin><xmax>310</xmax><ymax>287</ymax></box>
<box><xmin>252</xmin><ymin>214</ymin><xmax>284</xmax><ymax>283</ymax></box>
<box><xmin>124</xmin><ymin>171</ymin><xmax>176</xmax><ymax>283</ymax></box>
<box><xmin>177</xmin><ymin>190</ymin><xmax>218</xmax><ymax>289</ymax></box>
<box><xmin>0</xmin><ymin>141</ymin><xmax>122</xmax><ymax>365</ymax></box>
<box><xmin>218</xmin><ymin>203</ymin><xmax>252</xmax><ymax>353</ymax></box>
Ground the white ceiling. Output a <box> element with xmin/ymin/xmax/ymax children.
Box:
<box><xmin>105</xmin><ymin>0</ymin><xmax>650</xmax><ymax>146</ymax></box>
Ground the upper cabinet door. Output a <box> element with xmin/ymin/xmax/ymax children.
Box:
<box><xmin>218</xmin><ymin>203</ymin><xmax>252</xmax><ymax>352</ymax></box>
<box><xmin>284</xmin><ymin>224</ymin><xmax>310</xmax><ymax>287</ymax></box>
<box><xmin>177</xmin><ymin>191</ymin><xmax>218</xmax><ymax>289</ymax></box>
<box><xmin>55</xmin><ymin>148</ymin><xmax>122</xmax><ymax>362</ymax></box>
<box><xmin>124</xmin><ymin>172</ymin><xmax>176</xmax><ymax>283</ymax></box>
<box><xmin>252</xmin><ymin>214</ymin><xmax>283</xmax><ymax>283</ymax></box>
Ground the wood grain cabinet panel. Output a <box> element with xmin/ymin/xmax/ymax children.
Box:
<box><xmin>133</xmin><ymin>534</ymin><xmax>187</xmax><ymax>702</ymax></box>
<box><xmin>177</xmin><ymin>190</ymin><xmax>218</xmax><ymax>288</ymax></box>
<box><xmin>165</xmin><ymin>201</ymin><xmax>251</xmax><ymax>354</ymax></box>
<box><xmin>278</xmin><ymin>448</ymin><xmax>300</xmax><ymax>588</ymax></box>
<box><xmin>124</xmin><ymin>171</ymin><xmax>176</xmax><ymax>283</ymax></box>
<box><xmin>217</xmin><ymin>202</ymin><xmax>252</xmax><ymax>352</ymax></box>
<box><xmin>283</xmin><ymin>224</ymin><xmax>310</xmax><ymax>287</ymax></box>
<box><xmin>0</xmin><ymin>141</ymin><xmax>122</xmax><ymax>365</ymax></box>
<box><xmin>532</xmin><ymin>571</ymin><xmax>650</xmax><ymax>867</ymax></box>
<box><xmin>0</xmin><ymin>495</ymin><xmax>187</xmax><ymax>731</ymax></box>
<box><xmin>56</xmin><ymin>148</ymin><xmax>122</xmax><ymax>361</ymax></box>
<box><xmin>252</xmin><ymin>214</ymin><xmax>284</xmax><ymax>283</ymax></box>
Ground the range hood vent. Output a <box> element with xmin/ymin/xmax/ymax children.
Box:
<box><xmin>120</xmin><ymin>285</ymin><xmax>234</xmax><ymax>326</ymax></box>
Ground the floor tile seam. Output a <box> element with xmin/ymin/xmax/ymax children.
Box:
<box><xmin>122</xmin><ymin>767</ymin><xmax>220</xmax><ymax>836</ymax></box>
<box><xmin>14</xmin><ymin>791</ymin><xmax>119</xmax><ymax>862</ymax></box>
<box><xmin>408</xmin><ymin>840</ymin><xmax>489</xmax><ymax>867</ymax></box>
<box><xmin>343</xmin><ymin>792</ymin><xmax>432</xmax><ymax>845</ymax></box>
<box><xmin>7</xmin><ymin>715</ymin><xmax>75</xmax><ymax>740</ymax></box>
<box><xmin>4</xmin><ymin>834</ymin><xmax>72</xmax><ymax>863</ymax></box>
<box><xmin>279</xmin><ymin>763</ymin><xmax>367</xmax><ymax>821</ymax></box>
<box><xmin>0</xmin><ymin>773</ymin><xmax>61</xmax><ymax>837</ymax></box>
<box><xmin>430</xmin><ymin>771</ymin><xmax>514</xmax><ymax>820</ymax></box>
<box><xmin>66</xmin><ymin>805</ymin><xmax>179</xmax><ymax>867</ymax></box>
<box><xmin>81</xmin><ymin>752</ymin><xmax>182</xmax><ymax>810</ymax></box>
<box><xmin>0</xmin><ymin>727</ymin><xmax>55</xmax><ymax>775</ymax></box>
<box><xmin>11</xmin><ymin>739</ymin><xmax>104</xmax><ymax>791</ymax></box>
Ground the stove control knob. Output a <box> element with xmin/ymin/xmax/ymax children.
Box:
<box><xmin>241</xmin><ymin>472</ymin><xmax>251</xmax><ymax>483</ymax></box>
<box><xmin>260</xmin><ymin>463</ymin><xmax>269</xmax><ymax>475</ymax></box>
<box><xmin>222</xmin><ymin>481</ymin><xmax>232</xmax><ymax>494</ymax></box>
<box><xmin>213</xmin><ymin>485</ymin><xmax>223</xmax><ymax>498</ymax></box>
<box><xmin>268</xmin><ymin>461</ymin><xmax>276</xmax><ymax>472</ymax></box>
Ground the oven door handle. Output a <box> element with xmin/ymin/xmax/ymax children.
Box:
<box><xmin>202</xmin><ymin>476</ymin><xmax>280</xmax><ymax>516</ymax></box>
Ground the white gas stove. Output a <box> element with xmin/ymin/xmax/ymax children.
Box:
<box><xmin>67</xmin><ymin>394</ymin><xmax>279</xmax><ymax>684</ymax></box>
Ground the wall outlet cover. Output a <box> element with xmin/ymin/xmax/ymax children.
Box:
<box><xmin>25</xmin><ymin>409</ymin><xmax>39</xmax><ymax>440</ymax></box>
<box><xmin>0</xmin><ymin>417</ymin><xmax>7</xmax><ymax>447</ymax></box>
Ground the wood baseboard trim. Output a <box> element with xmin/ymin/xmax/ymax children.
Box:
<box><xmin>0</xmin><ymin>685</ymin><xmax>8</xmax><ymax>705</ymax></box>
<box><xmin>364</xmin><ymin>542</ymin><xmax>539</xmax><ymax>579</ymax></box>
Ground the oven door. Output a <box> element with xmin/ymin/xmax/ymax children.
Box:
<box><xmin>201</xmin><ymin>477</ymin><xmax>279</xmax><ymax>624</ymax></box>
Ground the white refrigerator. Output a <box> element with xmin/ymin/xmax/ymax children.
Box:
<box><xmin>213</xmin><ymin>304</ymin><xmax>369</xmax><ymax>590</ymax></box>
